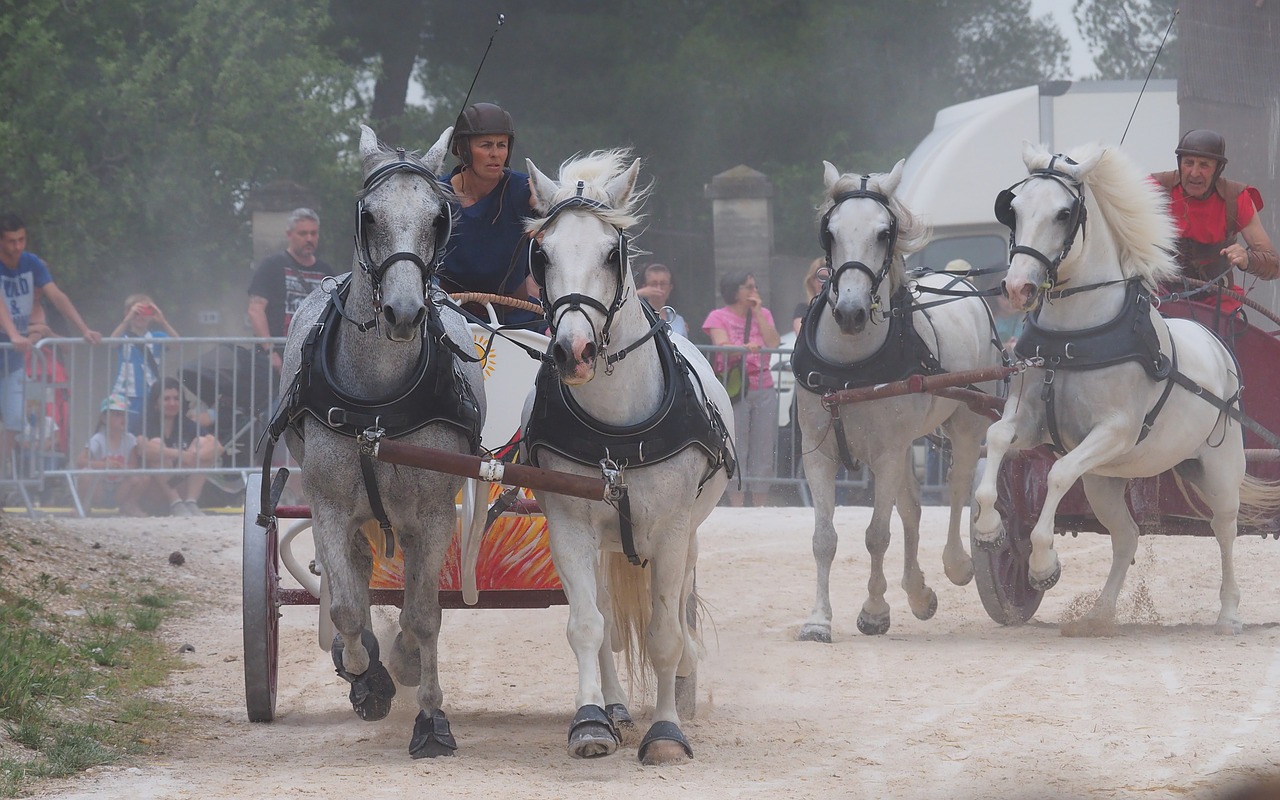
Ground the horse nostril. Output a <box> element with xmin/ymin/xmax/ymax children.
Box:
<box><xmin>552</xmin><ymin>341</ymin><xmax>571</xmax><ymax>366</ymax></box>
<box><xmin>852</xmin><ymin>308</ymin><xmax>867</xmax><ymax>329</ymax></box>
<box><xmin>410</xmin><ymin>306</ymin><xmax>426</xmax><ymax>328</ymax></box>
<box><xmin>383</xmin><ymin>306</ymin><xmax>397</xmax><ymax>327</ymax></box>
<box><xmin>581</xmin><ymin>341</ymin><xmax>597</xmax><ymax>363</ymax></box>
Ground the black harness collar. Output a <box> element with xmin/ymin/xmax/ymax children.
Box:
<box><xmin>791</xmin><ymin>285</ymin><xmax>944</xmax><ymax>393</ymax></box>
<box><xmin>525</xmin><ymin>311</ymin><xmax>734</xmax><ymax>480</ymax></box>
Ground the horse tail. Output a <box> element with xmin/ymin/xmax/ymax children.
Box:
<box><xmin>606</xmin><ymin>551</ymin><xmax>651</xmax><ymax>690</ymax></box>
<box><xmin>1239</xmin><ymin>474</ymin><xmax>1280</xmax><ymax>527</ymax></box>
<box><xmin>605</xmin><ymin>552</ymin><xmax>706</xmax><ymax>695</ymax></box>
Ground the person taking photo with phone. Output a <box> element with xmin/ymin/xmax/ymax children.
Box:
<box><xmin>110</xmin><ymin>293</ymin><xmax>179</xmax><ymax>435</ymax></box>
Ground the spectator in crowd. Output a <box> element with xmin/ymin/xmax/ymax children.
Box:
<box><xmin>792</xmin><ymin>257</ymin><xmax>826</xmax><ymax>335</ymax></box>
<box><xmin>0</xmin><ymin>212</ymin><xmax>102</xmax><ymax>477</ymax></box>
<box><xmin>139</xmin><ymin>377</ymin><xmax>223</xmax><ymax>517</ymax></box>
<box><xmin>635</xmin><ymin>262</ymin><xmax>689</xmax><ymax>337</ymax></box>
<box><xmin>703</xmin><ymin>269</ymin><xmax>781</xmax><ymax>507</ymax></box>
<box><xmin>110</xmin><ymin>293</ymin><xmax>179</xmax><ymax>435</ymax></box>
<box><xmin>438</xmin><ymin>102</ymin><xmax>540</xmax><ymax>325</ymax></box>
<box><xmin>247</xmin><ymin>208</ymin><xmax>334</xmax><ymax>372</ymax></box>
<box><xmin>75</xmin><ymin>393</ymin><xmax>146</xmax><ymax>516</ymax></box>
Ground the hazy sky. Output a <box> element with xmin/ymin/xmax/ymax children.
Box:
<box><xmin>1029</xmin><ymin>0</ymin><xmax>1096</xmax><ymax>79</ymax></box>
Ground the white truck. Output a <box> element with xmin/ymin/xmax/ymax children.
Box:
<box><xmin>898</xmin><ymin>79</ymin><xmax>1179</xmax><ymax>281</ymax></box>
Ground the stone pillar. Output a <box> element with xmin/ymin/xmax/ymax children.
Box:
<box><xmin>705</xmin><ymin>166</ymin><xmax>774</xmax><ymax>307</ymax></box>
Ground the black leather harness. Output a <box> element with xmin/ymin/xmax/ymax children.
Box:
<box><xmin>791</xmin><ymin>286</ymin><xmax>947</xmax><ymax>470</ymax></box>
<box><xmin>265</xmin><ymin>277</ymin><xmax>482</xmax><ymax>554</ymax></box>
<box><xmin>523</xmin><ymin>316</ymin><xmax>736</xmax><ymax>565</ymax></box>
<box><xmin>1012</xmin><ymin>280</ymin><xmax>1252</xmax><ymax>453</ymax></box>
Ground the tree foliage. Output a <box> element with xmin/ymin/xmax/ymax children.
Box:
<box><xmin>0</xmin><ymin>0</ymin><xmax>361</xmax><ymax>319</ymax></box>
<box><xmin>0</xmin><ymin>0</ymin><xmax>1072</xmax><ymax>327</ymax></box>
<box><xmin>1075</xmin><ymin>0</ymin><xmax>1178</xmax><ymax>80</ymax></box>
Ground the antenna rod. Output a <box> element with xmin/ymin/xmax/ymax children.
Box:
<box><xmin>1120</xmin><ymin>8</ymin><xmax>1179</xmax><ymax>146</ymax></box>
<box><xmin>459</xmin><ymin>13</ymin><xmax>505</xmax><ymax>117</ymax></box>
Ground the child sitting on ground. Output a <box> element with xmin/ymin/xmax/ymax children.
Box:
<box><xmin>74</xmin><ymin>393</ymin><xmax>147</xmax><ymax>516</ymax></box>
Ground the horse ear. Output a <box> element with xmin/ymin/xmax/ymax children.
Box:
<box><xmin>527</xmin><ymin>159</ymin><xmax>557</xmax><ymax>214</ymax></box>
<box><xmin>359</xmin><ymin>125</ymin><xmax>380</xmax><ymax>160</ymax></box>
<box><xmin>1067</xmin><ymin>147</ymin><xmax>1104</xmax><ymax>180</ymax></box>
<box><xmin>1021</xmin><ymin>140</ymin><xmax>1047</xmax><ymax>171</ymax></box>
<box><xmin>880</xmin><ymin>159</ymin><xmax>906</xmax><ymax>196</ymax></box>
<box><xmin>424</xmin><ymin>126</ymin><xmax>452</xmax><ymax>175</ymax></box>
<box><xmin>823</xmin><ymin>161</ymin><xmax>841</xmax><ymax>191</ymax></box>
<box><xmin>605</xmin><ymin>158</ymin><xmax>642</xmax><ymax>207</ymax></box>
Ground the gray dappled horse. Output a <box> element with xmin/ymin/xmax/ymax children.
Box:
<box><xmin>276</xmin><ymin>125</ymin><xmax>485</xmax><ymax>757</ymax></box>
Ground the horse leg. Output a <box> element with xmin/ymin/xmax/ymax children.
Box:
<box><xmin>1076</xmin><ymin>474</ymin><xmax>1139</xmax><ymax>631</ymax></box>
<box><xmin>972</xmin><ymin>416</ymin><xmax>1019</xmax><ymax>546</ymax></box>
<box><xmin>896</xmin><ymin>453</ymin><xmax>937</xmax><ymax>622</ymax></box>
<box><xmin>940</xmin><ymin>417</ymin><xmax>983</xmax><ymax>586</ymax></box>
<box><xmin>799</xmin><ymin>450</ymin><xmax>840</xmax><ymax>642</ymax></box>
<box><xmin>1025</xmin><ymin>428</ymin><xmax>1132</xmax><ymax>590</ymax></box>
<box><xmin>544</xmin><ymin>500</ymin><xmax>617</xmax><ymax>759</ymax></box>
<box><xmin>639</xmin><ymin>543</ymin><xmax>695</xmax><ymax>766</ymax></box>
<box><xmin>316</xmin><ymin>512</ymin><xmax>395</xmax><ymax>722</ymax></box>
<box><xmin>395</xmin><ymin>503</ymin><xmax>458</xmax><ymax>758</ymax></box>
<box><xmin>858</xmin><ymin>452</ymin><xmax>905</xmax><ymax>636</ymax></box>
<box><xmin>595</xmin><ymin>559</ymin><xmax>634</xmax><ymax>735</ymax></box>
<box><xmin>1184</xmin><ymin>456</ymin><xmax>1244</xmax><ymax>634</ymax></box>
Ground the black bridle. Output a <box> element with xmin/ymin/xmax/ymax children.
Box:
<box><xmin>340</xmin><ymin>149</ymin><xmax>452</xmax><ymax>332</ymax></box>
<box><xmin>818</xmin><ymin>177</ymin><xmax>900</xmax><ymax>317</ymax></box>
<box><xmin>529</xmin><ymin>182</ymin><xmax>662</xmax><ymax>369</ymax></box>
<box><xmin>994</xmin><ymin>156</ymin><xmax>1088</xmax><ymax>292</ymax></box>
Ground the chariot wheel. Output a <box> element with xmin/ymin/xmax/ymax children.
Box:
<box><xmin>971</xmin><ymin>460</ymin><xmax>1043</xmax><ymax>625</ymax></box>
<box><xmin>242</xmin><ymin>472</ymin><xmax>280</xmax><ymax>722</ymax></box>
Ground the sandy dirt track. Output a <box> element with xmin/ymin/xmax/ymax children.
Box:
<box><xmin>26</xmin><ymin>506</ymin><xmax>1280</xmax><ymax>799</ymax></box>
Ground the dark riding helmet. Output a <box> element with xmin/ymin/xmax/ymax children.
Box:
<box><xmin>1175</xmin><ymin>129</ymin><xmax>1228</xmax><ymax>166</ymax></box>
<box><xmin>450</xmin><ymin>102</ymin><xmax>515</xmax><ymax>167</ymax></box>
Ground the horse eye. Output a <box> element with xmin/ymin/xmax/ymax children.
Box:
<box><xmin>605</xmin><ymin>248</ymin><xmax>621</xmax><ymax>266</ymax></box>
<box><xmin>361</xmin><ymin>210</ymin><xmax>376</xmax><ymax>228</ymax></box>
<box><xmin>1056</xmin><ymin>208</ymin><xmax>1071</xmax><ymax>222</ymax></box>
<box><xmin>877</xmin><ymin>229</ymin><xmax>891</xmax><ymax>242</ymax></box>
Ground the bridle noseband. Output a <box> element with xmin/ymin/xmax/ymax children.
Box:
<box><xmin>818</xmin><ymin>177</ymin><xmax>900</xmax><ymax>317</ymax></box>
<box><xmin>995</xmin><ymin>155</ymin><xmax>1088</xmax><ymax>292</ymax></box>
<box><xmin>344</xmin><ymin>148</ymin><xmax>452</xmax><ymax>330</ymax></box>
<box><xmin>530</xmin><ymin>181</ymin><xmax>641</xmax><ymax>369</ymax></box>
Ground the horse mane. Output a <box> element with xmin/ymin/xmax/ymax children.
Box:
<box><xmin>526</xmin><ymin>148</ymin><xmax>649</xmax><ymax>232</ymax></box>
<box><xmin>1025</xmin><ymin>142</ymin><xmax>1180</xmax><ymax>286</ymax></box>
<box><xmin>817</xmin><ymin>170</ymin><xmax>931</xmax><ymax>257</ymax></box>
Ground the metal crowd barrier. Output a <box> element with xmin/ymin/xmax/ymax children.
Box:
<box><xmin>0</xmin><ymin>335</ymin><xmax>955</xmax><ymax>518</ymax></box>
<box><xmin>11</xmin><ymin>336</ymin><xmax>287</xmax><ymax>517</ymax></box>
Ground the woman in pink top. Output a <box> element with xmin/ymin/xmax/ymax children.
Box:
<box><xmin>703</xmin><ymin>270</ymin><xmax>781</xmax><ymax>507</ymax></box>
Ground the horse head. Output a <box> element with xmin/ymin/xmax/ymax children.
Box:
<box><xmin>997</xmin><ymin>141</ymin><xmax>1104</xmax><ymax>312</ymax></box>
<box><xmin>354</xmin><ymin>124</ymin><xmax>453</xmax><ymax>342</ymax></box>
<box><xmin>526</xmin><ymin>150</ymin><xmax>645</xmax><ymax>385</ymax></box>
<box><xmin>818</xmin><ymin>159</ymin><xmax>921</xmax><ymax>334</ymax></box>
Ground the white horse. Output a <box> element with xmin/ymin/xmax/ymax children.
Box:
<box><xmin>794</xmin><ymin>160</ymin><xmax>1004</xmax><ymax>642</ymax></box>
<box><xmin>972</xmin><ymin>141</ymin><xmax>1280</xmax><ymax>633</ymax></box>
<box><xmin>277</xmin><ymin>125</ymin><xmax>486</xmax><ymax>756</ymax></box>
<box><xmin>519</xmin><ymin>150</ymin><xmax>735</xmax><ymax>764</ymax></box>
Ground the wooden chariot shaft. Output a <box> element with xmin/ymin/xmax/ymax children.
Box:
<box><xmin>371</xmin><ymin>439</ymin><xmax>607</xmax><ymax>502</ymax></box>
<box><xmin>821</xmin><ymin>363</ymin><xmax>1023</xmax><ymax>414</ymax></box>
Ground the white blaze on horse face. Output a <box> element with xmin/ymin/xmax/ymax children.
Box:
<box><xmin>544</xmin><ymin>213</ymin><xmax>620</xmax><ymax>385</ymax></box>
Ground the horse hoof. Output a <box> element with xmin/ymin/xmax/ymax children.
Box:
<box><xmin>797</xmin><ymin>624</ymin><xmax>832</xmax><ymax>643</ymax></box>
<box><xmin>1215</xmin><ymin>618</ymin><xmax>1243</xmax><ymax>636</ymax></box>
<box><xmin>946</xmin><ymin>560</ymin><xmax>975</xmax><ymax>587</ymax></box>
<box><xmin>568</xmin><ymin>704</ymin><xmax>619</xmax><ymax>759</ymax></box>
<box><xmin>912</xmin><ymin>590</ymin><xmax>938</xmax><ymax>621</ymax></box>
<box><xmin>409</xmin><ymin>709</ymin><xmax>457</xmax><ymax>758</ymax></box>
<box><xmin>606</xmin><ymin>703</ymin><xmax>636</xmax><ymax>732</ymax></box>
<box><xmin>332</xmin><ymin>630</ymin><xmax>396</xmax><ymax>721</ymax></box>
<box><xmin>973</xmin><ymin>524</ymin><xmax>1007</xmax><ymax>550</ymax></box>
<box><xmin>856</xmin><ymin>611</ymin><xmax>890</xmax><ymax>636</ymax></box>
<box><xmin>638</xmin><ymin>721</ymin><xmax>693</xmax><ymax>765</ymax></box>
<box><xmin>1029</xmin><ymin>562</ymin><xmax>1061</xmax><ymax>592</ymax></box>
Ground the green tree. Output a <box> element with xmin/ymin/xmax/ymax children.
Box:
<box><xmin>0</xmin><ymin>0</ymin><xmax>362</xmax><ymax>323</ymax></box>
<box><xmin>1075</xmin><ymin>0</ymin><xmax>1178</xmax><ymax>80</ymax></box>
